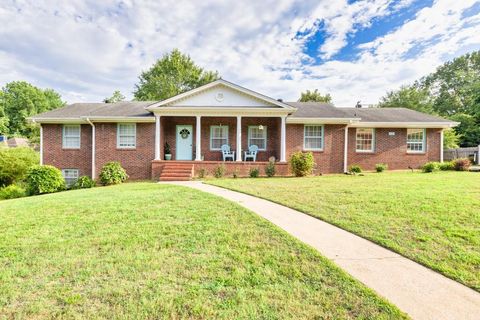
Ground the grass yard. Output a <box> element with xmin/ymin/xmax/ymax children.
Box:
<box><xmin>0</xmin><ymin>183</ymin><xmax>405</xmax><ymax>319</ymax></box>
<box><xmin>208</xmin><ymin>171</ymin><xmax>480</xmax><ymax>291</ymax></box>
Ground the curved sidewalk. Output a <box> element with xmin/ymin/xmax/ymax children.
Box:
<box><xmin>166</xmin><ymin>181</ymin><xmax>480</xmax><ymax>320</ymax></box>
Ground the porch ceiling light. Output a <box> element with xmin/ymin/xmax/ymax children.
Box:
<box><xmin>258</xmin><ymin>125</ymin><xmax>264</xmax><ymax>130</ymax></box>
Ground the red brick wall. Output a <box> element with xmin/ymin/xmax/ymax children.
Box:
<box><xmin>286</xmin><ymin>124</ymin><xmax>346</xmax><ymax>174</ymax></box>
<box><xmin>347</xmin><ymin>128</ymin><xmax>442</xmax><ymax>171</ymax></box>
<box><xmin>42</xmin><ymin>124</ymin><xmax>92</xmax><ymax>177</ymax></box>
<box><xmin>95</xmin><ymin>123</ymin><xmax>155</xmax><ymax>180</ymax></box>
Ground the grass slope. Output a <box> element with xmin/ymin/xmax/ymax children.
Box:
<box><xmin>208</xmin><ymin>171</ymin><xmax>480</xmax><ymax>291</ymax></box>
<box><xmin>0</xmin><ymin>183</ymin><xmax>405</xmax><ymax>319</ymax></box>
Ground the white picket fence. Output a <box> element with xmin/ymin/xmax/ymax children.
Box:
<box><xmin>444</xmin><ymin>146</ymin><xmax>480</xmax><ymax>164</ymax></box>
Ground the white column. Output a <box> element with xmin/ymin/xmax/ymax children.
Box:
<box><xmin>195</xmin><ymin>115</ymin><xmax>202</xmax><ymax>161</ymax></box>
<box><xmin>280</xmin><ymin>116</ymin><xmax>286</xmax><ymax>162</ymax></box>
<box><xmin>440</xmin><ymin>130</ymin><xmax>444</xmax><ymax>163</ymax></box>
<box><xmin>91</xmin><ymin>124</ymin><xmax>96</xmax><ymax>178</ymax></box>
<box><xmin>236</xmin><ymin>116</ymin><xmax>242</xmax><ymax>162</ymax></box>
<box><xmin>155</xmin><ymin>115</ymin><xmax>161</xmax><ymax>160</ymax></box>
<box><xmin>343</xmin><ymin>126</ymin><xmax>349</xmax><ymax>173</ymax></box>
<box><xmin>39</xmin><ymin>124</ymin><xmax>43</xmax><ymax>165</ymax></box>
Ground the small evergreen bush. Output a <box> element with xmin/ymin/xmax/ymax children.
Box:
<box><xmin>439</xmin><ymin>161</ymin><xmax>455</xmax><ymax>171</ymax></box>
<box><xmin>265</xmin><ymin>161</ymin><xmax>276</xmax><ymax>177</ymax></box>
<box><xmin>0</xmin><ymin>184</ymin><xmax>26</xmax><ymax>200</ymax></box>
<box><xmin>99</xmin><ymin>162</ymin><xmax>128</xmax><ymax>185</ymax></box>
<box><xmin>213</xmin><ymin>164</ymin><xmax>225</xmax><ymax>178</ymax></box>
<box><xmin>249</xmin><ymin>167</ymin><xmax>259</xmax><ymax>178</ymax></box>
<box><xmin>26</xmin><ymin>165</ymin><xmax>65</xmax><ymax>195</ymax></box>
<box><xmin>348</xmin><ymin>165</ymin><xmax>362</xmax><ymax>174</ymax></box>
<box><xmin>71</xmin><ymin>176</ymin><xmax>96</xmax><ymax>189</ymax></box>
<box><xmin>198</xmin><ymin>168</ymin><xmax>207</xmax><ymax>178</ymax></box>
<box><xmin>290</xmin><ymin>152</ymin><xmax>315</xmax><ymax>177</ymax></box>
<box><xmin>453</xmin><ymin>158</ymin><xmax>471</xmax><ymax>171</ymax></box>
<box><xmin>375</xmin><ymin>163</ymin><xmax>388</xmax><ymax>173</ymax></box>
<box><xmin>421</xmin><ymin>162</ymin><xmax>440</xmax><ymax>173</ymax></box>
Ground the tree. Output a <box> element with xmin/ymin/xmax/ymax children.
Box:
<box><xmin>104</xmin><ymin>90</ymin><xmax>126</xmax><ymax>103</ymax></box>
<box><xmin>378</xmin><ymin>85</ymin><xmax>433</xmax><ymax>114</ymax></box>
<box><xmin>133</xmin><ymin>49</ymin><xmax>219</xmax><ymax>101</ymax></box>
<box><xmin>0</xmin><ymin>81</ymin><xmax>64</xmax><ymax>138</ymax></box>
<box><xmin>299</xmin><ymin>89</ymin><xmax>332</xmax><ymax>103</ymax></box>
<box><xmin>442</xmin><ymin>129</ymin><xmax>460</xmax><ymax>149</ymax></box>
<box><xmin>449</xmin><ymin>113</ymin><xmax>480</xmax><ymax>147</ymax></box>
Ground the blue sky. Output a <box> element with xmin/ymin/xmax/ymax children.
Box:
<box><xmin>0</xmin><ymin>0</ymin><xmax>479</xmax><ymax>106</ymax></box>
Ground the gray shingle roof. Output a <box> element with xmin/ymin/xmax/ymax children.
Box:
<box><xmin>286</xmin><ymin>102</ymin><xmax>354</xmax><ymax>118</ymax></box>
<box><xmin>340</xmin><ymin>107</ymin><xmax>452</xmax><ymax>123</ymax></box>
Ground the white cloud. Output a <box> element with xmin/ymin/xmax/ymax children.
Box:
<box><xmin>0</xmin><ymin>0</ymin><xmax>479</xmax><ymax>106</ymax></box>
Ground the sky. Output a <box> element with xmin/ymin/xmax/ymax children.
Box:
<box><xmin>0</xmin><ymin>0</ymin><xmax>479</xmax><ymax>107</ymax></box>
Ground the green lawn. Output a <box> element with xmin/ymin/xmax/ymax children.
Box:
<box><xmin>0</xmin><ymin>183</ymin><xmax>405</xmax><ymax>319</ymax></box>
<box><xmin>208</xmin><ymin>171</ymin><xmax>480</xmax><ymax>291</ymax></box>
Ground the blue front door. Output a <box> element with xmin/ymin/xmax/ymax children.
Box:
<box><xmin>176</xmin><ymin>125</ymin><xmax>193</xmax><ymax>160</ymax></box>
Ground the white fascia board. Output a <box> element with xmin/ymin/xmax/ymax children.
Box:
<box><xmin>349</xmin><ymin>121</ymin><xmax>459</xmax><ymax>128</ymax></box>
<box><xmin>28</xmin><ymin>117</ymin><xmax>87</xmax><ymax>124</ymax></box>
<box><xmin>28</xmin><ymin>117</ymin><xmax>155</xmax><ymax>124</ymax></box>
<box><xmin>286</xmin><ymin>117</ymin><xmax>360</xmax><ymax>124</ymax></box>
<box><xmin>152</xmin><ymin>107</ymin><xmax>292</xmax><ymax>117</ymax></box>
<box><xmin>146</xmin><ymin>79</ymin><xmax>296</xmax><ymax>110</ymax></box>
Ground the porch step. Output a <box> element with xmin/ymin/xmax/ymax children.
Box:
<box><xmin>159</xmin><ymin>163</ymin><xmax>194</xmax><ymax>181</ymax></box>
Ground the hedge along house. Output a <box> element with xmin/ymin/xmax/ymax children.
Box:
<box><xmin>30</xmin><ymin>79</ymin><xmax>458</xmax><ymax>181</ymax></box>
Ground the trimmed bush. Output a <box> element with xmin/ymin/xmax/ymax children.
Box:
<box><xmin>0</xmin><ymin>184</ymin><xmax>26</xmax><ymax>200</ymax></box>
<box><xmin>375</xmin><ymin>163</ymin><xmax>388</xmax><ymax>173</ymax></box>
<box><xmin>232</xmin><ymin>168</ymin><xmax>240</xmax><ymax>179</ymax></box>
<box><xmin>422</xmin><ymin>162</ymin><xmax>440</xmax><ymax>173</ymax></box>
<box><xmin>290</xmin><ymin>152</ymin><xmax>315</xmax><ymax>177</ymax></box>
<box><xmin>348</xmin><ymin>165</ymin><xmax>362</xmax><ymax>174</ymax></box>
<box><xmin>265</xmin><ymin>161</ymin><xmax>276</xmax><ymax>177</ymax></box>
<box><xmin>99</xmin><ymin>162</ymin><xmax>128</xmax><ymax>185</ymax></box>
<box><xmin>453</xmin><ymin>158</ymin><xmax>471</xmax><ymax>171</ymax></box>
<box><xmin>439</xmin><ymin>161</ymin><xmax>455</xmax><ymax>171</ymax></box>
<box><xmin>0</xmin><ymin>147</ymin><xmax>39</xmax><ymax>187</ymax></box>
<box><xmin>71</xmin><ymin>176</ymin><xmax>96</xmax><ymax>189</ymax></box>
<box><xmin>198</xmin><ymin>168</ymin><xmax>207</xmax><ymax>179</ymax></box>
<box><xmin>213</xmin><ymin>165</ymin><xmax>225</xmax><ymax>178</ymax></box>
<box><xmin>26</xmin><ymin>165</ymin><xmax>65</xmax><ymax>195</ymax></box>
<box><xmin>249</xmin><ymin>167</ymin><xmax>260</xmax><ymax>178</ymax></box>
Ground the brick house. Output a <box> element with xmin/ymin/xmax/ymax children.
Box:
<box><xmin>30</xmin><ymin>79</ymin><xmax>457</xmax><ymax>181</ymax></box>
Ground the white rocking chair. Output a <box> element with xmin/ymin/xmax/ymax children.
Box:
<box><xmin>221</xmin><ymin>144</ymin><xmax>235</xmax><ymax>161</ymax></box>
<box><xmin>244</xmin><ymin>145</ymin><xmax>258</xmax><ymax>162</ymax></box>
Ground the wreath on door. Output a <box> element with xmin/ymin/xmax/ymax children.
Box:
<box><xmin>180</xmin><ymin>128</ymin><xmax>190</xmax><ymax>139</ymax></box>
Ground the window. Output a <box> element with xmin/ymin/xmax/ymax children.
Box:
<box><xmin>62</xmin><ymin>169</ymin><xmax>79</xmax><ymax>187</ymax></box>
<box><xmin>304</xmin><ymin>125</ymin><xmax>324</xmax><ymax>150</ymax></box>
<box><xmin>62</xmin><ymin>125</ymin><xmax>81</xmax><ymax>148</ymax></box>
<box><xmin>356</xmin><ymin>128</ymin><xmax>375</xmax><ymax>152</ymax></box>
<box><xmin>248</xmin><ymin>126</ymin><xmax>267</xmax><ymax>150</ymax></box>
<box><xmin>210</xmin><ymin>126</ymin><xmax>228</xmax><ymax>150</ymax></box>
<box><xmin>117</xmin><ymin>123</ymin><xmax>136</xmax><ymax>148</ymax></box>
<box><xmin>407</xmin><ymin>128</ymin><xmax>425</xmax><ymax>152</ymax></box>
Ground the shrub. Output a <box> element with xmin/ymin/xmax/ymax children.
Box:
<box><xmin>348</xmin><ymin>165</ymin><xmax>362</xmax><ymax>174</ymax></box>
<box><xmin>439</xmin><ymin>161</ymin><xmax>455</xmax><ymax>171</ymax></box>
<box><xmin>0</xmin><ymin>184</ymin><xmax>26</xmax><ymax>200</ymax></box>
<box><xmin>213</xmin><ymin>164</ymin><xmax>225</xmax><ymax>178</ymax></box>
<box><xmin>0</xmin><ymin>147</ymin><xmax>39</xmax><ymax>187</ymax></box>
<box><xmin>99</xmin><ymin>162</ymin><xmax>128</xmax><ymax>185</ymax></box>
<box><xmin>453</xmin><ymin>158</ymin><xmax>471</xmax><ymax>171</ymax></box>
<box><xmin>198</xmin><ymin>168</ymin><xmax>207</xmax><ymax>179</ymax></box>
<box><xmin>232</xmin><ymin>168</ymin><xmax>240</xmax><ymax>178</ymax></box>
<box><xmin>249</xmin><ymin>167</ymin><xmax>259</xmax><ymax>178</ymax></box>
<box><xmin>290</xmin><ymin>152</ymin><xmax>315</xmax><ymax>177</ymax></box>
<box><xmin>26</xmin><ymin>165</ymin><xmax>65</xmax><ymax>195</ymax></box>
<box><xmin>422</xmin><ymin>162</ymin><xmax>440</xmax><ymax>173</ymax></box>
<box><xmin>71</xmin><ymin>176</ymin><xmax>96</xmax><ymax>189</ymax></box>
<box><xmin>375</xmin><ymin>163</ymin><xmax>388</xmax><ymax>173</ymax></box>
<box><xmin>265</xmin><ymin>161</ymin><xmax>276</xmax><ymax>177</ymax></box>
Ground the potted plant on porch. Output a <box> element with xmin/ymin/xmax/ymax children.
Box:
<box><xmin>164</xmin><ymin>142</ymin><xmax>172</xmax><ymax>160</ymax></box>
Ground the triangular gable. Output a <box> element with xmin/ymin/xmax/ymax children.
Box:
<box><xmin>146</xmin><ymin>79</ymin><xmax>295</xmax><ymax>110</ymax></box>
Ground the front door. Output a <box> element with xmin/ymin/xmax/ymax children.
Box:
<box><xmin>176</xmin><ymin>125</ymin><xmax>193</xmax><ymax>160</ymax></box>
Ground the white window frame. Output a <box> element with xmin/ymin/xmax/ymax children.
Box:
<box><xmin>62</xmin><ymin>124</ymin><xmax>81</xmax><ymax>149</ymax></box>
<box><xmin>407</xmin><ymin>128</ymin><xmax>426</xmax><ymax>153</ymax></box>
<box><xmin>356</xmin><ymin>128</ymin><xmax>375</xmax><ymax>152</ymax></box>
<box><xmin>210</xmin><ymin>125</ymin><xmax>229</xmax><ymax>151</ymax></box>
<box><xmin>62</xmin><ymin>169</ymin><xmax>79</xmax><ymax>187</ymax></box>
<box><xmin>117</xmin><ymin>123</ymin><xmax>136</xmax><ymax>149</ymax></box>
<box><xmin>248</xmin><ymin>126</ymin><xmax>267</xmax><ymax>151</ymax></box>
<box><xmin>303</xmin><ymin>125</ymin><xmax>324</xmax><ymax>151</ymax></box>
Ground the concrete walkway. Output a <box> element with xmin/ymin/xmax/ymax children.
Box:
<box><xmin>165</xmin><ymin>181</ymin><xmax>480</xmax><ymax>320</ymax></box>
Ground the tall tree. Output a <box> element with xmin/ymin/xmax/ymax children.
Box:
<box><xmin>0</xmin><ymin>81</ymin><xmax>64</xmax><ymax>138</ymax></box>
<box><xmin>299</xmin><ymin>89</ymin><xmax>332</xmax><ymax>103</ymax></box>
<box><xmin>104</xmin><ymin>90</ymin><xmax>126</xmax><ymax>103</ymax></box>
<box><xmin>378</xmin><ymin>85</ymin><xmax>433</xmax><ymax>114</ymax></box>
<box><xmin>134</xmin><ymin>49</ymin><xmax>219</xmax><ymax>101</ymax></box>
